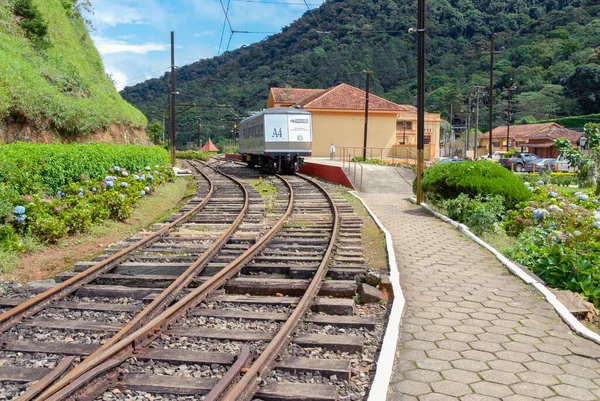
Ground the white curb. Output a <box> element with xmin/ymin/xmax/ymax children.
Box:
<box><xmin>411</xmin><ymin>197</ymin><xmax>600</xmax><ymax>345</ymax></box>
<box><xmin>349</xmin><ymin>192</ymin><xmax>406</xmax><ymax>401</ymax></box>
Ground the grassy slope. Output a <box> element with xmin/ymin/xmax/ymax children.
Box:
<box><xmin>0</xmin><ymin>0</ymin><xmax>146</xmax><ymax>136</ymax></box>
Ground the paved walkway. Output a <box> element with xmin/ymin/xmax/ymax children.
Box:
<box><xmin>309</xmin><ymin>159</ymin><xmax>600</xmax><ymax>401</ymax></box>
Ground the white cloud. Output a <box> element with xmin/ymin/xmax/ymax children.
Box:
<box><xmin>93</xmin><ymin>35</ymin><xmax>169</xmax><ymax>55</ymax></box>
<box><xmin>194</xmin><ymin>31</ymin><xmax>215</xmax><ymax>37</ymax></box>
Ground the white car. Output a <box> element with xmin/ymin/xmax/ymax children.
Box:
<box><xmin>554</xmin><ymin>154</ymin><xmax>577</xmax><ymax>172</ymax></box>
<box><xmin>478</xmin><ymin>152</ymin><xmax>504</xmax><ymax>162</ymax></box>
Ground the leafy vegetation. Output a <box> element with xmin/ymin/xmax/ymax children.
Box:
<box><xmin>419</xmin><ymin>161</ymin><xmax>530</xmax><ymax>208</ymax></box>
<box><xmin>442</xmin><ymin>193</ymin><xmax>505</xmax><ymax>235</ymax></box>
<box><xmin>0</xmin><ymin>0</ymin><xmax>146</xmax><ymax>137</ymax></box>
<box><xmin>122</xmin><ymin>0</ymin><xmax>600</xmax><ymax>147</ymax></box>
<box><xmin>555</xmin><ymin>122</ymin><xmax>600</xmax><ymax>194</ymax></box>
<box><xmin>0</xmin><ymin>144</ymin><xmax>173</xmax><ymax>256</ymax></box>
<box><xmin>175</xmin><ymin>150</ymin><xmax>213</xmax><ymax>161</ymax></box>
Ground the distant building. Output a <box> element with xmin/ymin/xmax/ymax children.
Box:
<box><xmin>201</xmin><ymin>138</ymin><xmax>219</xmax><ymax>152</ymax></box>
<box><xmin>479</xmin><ymin>122</ymin><xmax>581</xmax><ymax>157</ymax></box>
<box><xmin>267</xmin><ymin>84</ymin><xmax>441</xmax><ymax>161</ymax></box>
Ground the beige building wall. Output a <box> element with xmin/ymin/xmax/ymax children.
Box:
<box><xmin>309</xmin><ymin>110</ymin><xmax>398</xmax><ymax>157</ymax></box>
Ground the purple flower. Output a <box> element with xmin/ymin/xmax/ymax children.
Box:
<box><xmin>549</xmin><ymin>192</ymin><xmax>557</xmax><ymax>198</ymax></box>
<box><xmin>13</xmin><ymin>206</ymin><xmax>25</xmax><ymax>215</ymax></box>
<box><xmin>536</xmin><ymin>180</ymin><xmax>544</xmax><ymax>186</ymax></box>
<box><xmin>106</xmin><ymin>181</ymin><xmax>114</xmax><ymax>187</ymax></box>
<box><xmin>140</xmin><ymin>190</ymin><xmax>146</xmax><ymax>196</ymax></box>
<box><xmin>15</xmin><ymin>215</ymin><xmax>26</xmax><ymax>222</ymax></box>
<box><xmin>533</xmin><ymin>209</ymin><xmax>549</xmax><ymax>219</ymax></box>
<box><xmin>579</xmin><ymin>195</ymin><xmax>589</xmax><ymax>201</ymax></box>
<box><xmin>120</xmin><ymin>182</ymin><xmax>128</xmax><ymax>188</ymax></box>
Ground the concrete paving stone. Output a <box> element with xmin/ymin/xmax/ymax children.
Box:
<box><xmin>502</xmin><ymin>342</ymin><xmax>538</xmax><ymax>354</ymax></box>
<box><xmin>390</xmin><ymin>379</ymin><xmax>431</xmax><ymax>396</ymax></box>
<box><xmin>443</xmin><ymin>312</ymin><xmax>471</xmax><ymax>320</ymax></box>
<box><xmin>399</xmin><ymin>348</ymin><xmax>428</xmax><ymax>362</ymax></box>
<box><xmin>556</xmin><ymin>373</ymin><xmax>598</xmax><ymax>389</ymax></box>
<box><xmin>419</xmin><ymin>394</ymin><xmax>460</xmax><ymax>401</ymax></box>
<box><xmin>552</xmin><ymin>384</ymin><xmax>597</xmax><ymax>400</ymax></box>
<box><xmin>545</xmin><ymin>397</ymin><xmax>584</xmax><ymax>401</ymax></box>
<box><xmin>414</xmin><ymin>311</ymin><xmax>443</xmax><ymax>320</ymax></box>
<box><xmin>423</xmin><ymin>324</ymin><xmax>455</xmax><ymax>334</ymax></box>
<box><xmin>450</xmin><ymin>359</ymin><xmax>489</xmax><ymax>372</ymax></box>
<box><xmin>401</xmin><ymin>332</ymin><xmax>415</xmax><ymax>342</ymax></box>
<box><xmin>434</xmin><ymin>318</ymin><xmax>464</xmax><ymax>327</ymax></box>
<box><xmin>534</xmin><ymin>343</ymin><xmax>571</xmax><ymax>356</ymax></box>
<box><xmin>461</xmin><ymin>350</ymin><xmax>497</xmax><ymax>362</ymax></box>
<box><xmin>386</xmin><ymin>393</ymin><xmax>418</xmax><ymax>401</ymax></box>
<box><xmin>431</xmin><ymin>380</ymin><xmax>473</xmax><ymax>397</ymax></box>
<box><xmin>403</xmin><ymin>369</ymin><xmax>443</xmax><ymax>383</ymax></box>
<box><xmin>404</xmin><ymin>339</ymin><xmax>439</xmax><ymax>351</ymax></box>
<box><xmin>454</xmin><ymin>325</ymin><xmax>485</xmax><ymax>335</ymax></box>
<box><xmin>414</xmin><ymin>331</ymin><xmax>447</xmax><ymax>342</ymax></box>
<box><xmin>515</xmin><ymin>326</ymin><xmax>549</xmax><ymax>338</ymax></box>
<box><xmin>416</xmin><ymin>358</ymin><xmax>453</xmax><ymax>372</ymax></box>
<box><xmin>441</xmin><ymin>369</ymin><xmax>481</xmax><ymax>384</ymax></box>
<box><xmin>470</xmin><ymin>341</ymin><xmax>504</xmax><ymax>353</ymax></box>
<box><xmin>529</xmin><ymin>351</ymin><xmax>567</xmax><ymax>365</ymax></box>
<box><xmin>527</xmin><ymin>314</ymin><xmax>554</xmax><ymax>324</ymax></box>
<box><xmin>476</xmin><ymin>333</ymin><xmax>510</xmax><ymax>344</ymax></box>
<box><xmin>564</xmin><ymin>354</ymin><xmax>600</xmax><ymax>369</ymax></box>
<box><xmin>511</xmin><ymin>382</ymin><xmax>556</xmax><ymax>399</ymax></box>
<box><xmin>488</xmin><ymin>360</ymin><xmax>527</xmax><ymax>373</ymax></box>
<box><xmin>404</xmin><ymin>317</ymin><xmax>434</xmax><ymax>326</ymax></box>
<box><xmin>452</xmin><ymin>307</ymin><xmax>478</xmax><ymax>314</ymax></box>
<box><xmin>471</xmin><ymin>381</ymin><xmax>514</xmax><ymax>398</ymax></box>
<box><xmin>495</xmin><ymin>350</ymin><xmax>532</xmax><ymax>363</ymax></box>
<box><xmin>516</xmin><ymin>371</ymin><xmax>559</xmax><ymax>386</ymax></box>
<box><xmin>426</xmin><ymin>348</ymin><xmax>462</xmax><ymax>361</ymax></box>
<box><xmin>479</xmin><ymin>369</ymin><xmax>520</xmax><ymax>385</ymax></box>
<box><xmin>457</xmin><ymin>301</ymin><xmax>484</xmax><ymax>309</ymax></box>
<box><xmin>461</xmin><ymin>319</ymin><xmax>493</xmax><ymax>328</ymax></box>
<box><xmin>436</xmin><ymin>339</ymin><xmax>472</xmax><ymax>352</ymax></box>
<box><xmin>559</xmin><ymin>362</ymin><xmax>600</xmax><ymax>379</ymax></box>
<box><xmin>497</xmin><ymin>312</ymin><xmax>524</xmax><ymax>321</ymax></box>
<box><xmin>490</xmin><ymin>319</ymin><xmax>523</xmax><ymax>329</ymax></box>
<box><xmin>460</xmin><ymin>394</ymin><xmax>501</xmax><ymax>401</ymax></box>
<box><xmin>519</xmin><ymin>319</ymin><xmax>553</xmax><ymax>330</ymax></box>
<box><xmin>509</xmin><ymin>334</ymin><xmax>543</xmax><ymax>345</ymax></box>
<box><xmin>471</xmin><ymin>312</ymin><xmax>498</xmax><ymax>321</ymax></box>
<box><xmin>567</xmin><ymin>345</ymin><xmax>600</xmax><ymax>359</ymax></box>
<box><xmin>523</xmin><ymin>361</ymin><xmax>564</xmax><ymax>375</ymax></box>
<box><xmin>402</xmin><ymin>323</ymin><xmax>425</xmax><ymax>333</ymax></box>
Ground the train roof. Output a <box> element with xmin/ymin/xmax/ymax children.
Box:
<box><xmin>240</xmin><ymin>107</ymin><xmax>311</xmax><ymax>124</ymax></box>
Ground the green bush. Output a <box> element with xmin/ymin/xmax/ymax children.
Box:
<box><xmin>549</xmin><ymin>173</ymin><xmax>577</xmax><ymax>186</ymax></box>
<box><xmin>419</xmin><ymin>161</ymin><xmax>531</xmax><ymax>209</ymax></box>
<box><xmin>29</xmin><ymin>213</ymin><xmax>68</xmax><ymax>243</ymax></box>
<box><xmin>12</xmin><ymin>0</ymin><xmax>48</xmax><ymax>40</ymax></box>
<box><xmin>443</xmin><ymin>194</ymin><xmax>505</xmax><ymax>235</ymax></box>
<box><xmin>175</xmin><ymin>150</ymin><xmax>212</xmax><ymax>161</ymax></box>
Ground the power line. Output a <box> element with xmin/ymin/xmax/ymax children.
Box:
<box><xmin>233</xmin><ymin>0</ymin><xmax>322</xmax><ymax>4</ymax></box>
<box><xmin>115</xmin><ymin>67</ymin><xmax>171</xmax><ymax>85</ymax></box>
<box><xmin>302</xmin><ymin>0</ymin><xmax>323</xmax><ymax>31</ymax></box>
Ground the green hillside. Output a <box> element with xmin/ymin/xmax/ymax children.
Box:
<box><xmin>0</xmin><ymin>0</ymin><xmax>147</xmax><ymax>137</ymax></box>
<box><xmin>121</xmin><ymin>0</ymin><xmax>600</xmax><ymax>147</ymax></box>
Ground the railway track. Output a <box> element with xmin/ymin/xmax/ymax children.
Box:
<box><xmin>0</xmin><ymin>161</ymin><xmax>382</xmax><ymax>401</ymax></box>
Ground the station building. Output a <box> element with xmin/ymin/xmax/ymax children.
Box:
<box><xmin>267</xmin><ymin>83</ymin><xmax>441</xmax><ymax>161</ymax></box>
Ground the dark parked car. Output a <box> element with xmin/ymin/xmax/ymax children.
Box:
<box><xmin>524</xmin><ymin>158</ymin><xmax>556</xmax><ymax>173</ymax></box>
<box><xmin>499</xmin><ymin>153</ymin><xmax>540</xmax><ymax>172</ymax></box>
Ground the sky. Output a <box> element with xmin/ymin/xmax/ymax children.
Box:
<box><xmin>86</xmin><ymin>0</ymin><xmax>325</xmax><ymax>90</ymax></box>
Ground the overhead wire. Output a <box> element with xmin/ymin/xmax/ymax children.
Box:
<box><xmin>218</xmin><ymin>0</ymin><xmax>233</xmax><ymax>55</ymax></box>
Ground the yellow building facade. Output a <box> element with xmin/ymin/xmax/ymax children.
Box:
<box><xmin>267</xmin><ymin>84</ymin><xmax>441</xmax><ymax>161</ymax></box>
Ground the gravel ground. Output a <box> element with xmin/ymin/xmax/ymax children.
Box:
<box><xmin>120</xmin><ymin>358</ymin><xmax>227</xmax><ymax>379</ymax></box>
<box><xmin>2</xmin><ymin>327</ymin><xmax>113</xmax><ymax>344</ymax></box>
<box><xmin>150</xmin><ymin>336</ymin><xmax>267</xmax><ymax>355</ymax></box>
<box><xmin>175</xmin><ymin>316</ymin><xmax>280</xmax><ymax>332</ymax></box>
<box><xmin>67</xmin><ymin>296</ymin><xmax>144</xmax><ymax>305</ymax></box>
<box><xmin>36</xmin><ymin>308</ymin><xmax>134</xmax><ymax>324</ymax></box>
<box><xmin>99</xmin><ymin>389</ymin><xmax>205</xmax><ymax>401</ymax></box>
<box><xmin>0</xmin><ymin>351</ymin><xmax>64</xmax><ymax>368</ymax></box>
<box><xmin>198</xmin><ymin>301</ymin><xmax>293</xmax><ymax>314</ymax></box>
<box><xmin>0</xmin><ymin>382</ymin><xmax>27</xmax><ymax>400</ymax></box>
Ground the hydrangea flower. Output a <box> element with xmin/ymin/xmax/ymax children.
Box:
<box><xmin>15</xmin><ymin>215</ymin><xmax>27</xmax><ymax>222</ymax></box>
<box><xmin>106</xmin><ymin>181</ymin><xmax>114</xmax><ymax>188</ymax></box>
<box><xmin>574</xmin><ymin>230</ymin><xmax>582</xmax><ymax>236</ymax></box>
<box><xmin>594</xmin><ymin>221</ymin><xmax>600</xmax><ymax>229</ymax></box>
<box><xmin>105</xmin><ymin>176</ymin><xmax>114</xmax><ymax>182</ymax></box>
<box><xmin>527</xmin><ymin>186</ymin><xmax>534</xmax><ymax>191</ymax></box>
<box><xmin>13</xmin><ymin>206</ymin><xmax>25</xmax><ymax>215</ymax></box>
<box><xmin>569</xmin><ymin>204</ymin><xmax>576</xmax><ymax>209</ymax></box>
<box><xmin>140</xmin><ymin>190</ymin><xmax>146</xmax><ymax>196</ymax></box>
<box><xmin>533</xmin><ymin>209</ymin><xmax>549</xmax><ymax>219</ymax></box>
<box><xmin>548</xmin><ymin>205</ymin><xmax>561</xmax><ymax>212</ymax></box>
<box><xmin>92</xmin><ymin>188</ymin><xmax>97</xmax><ymax>192</ymax></box>
<box><xmin>579</xmin><ymin>194</ymin><xmax>589</xmax><ymax>201</ymax></box>
<box><xmin>144</xmin><ymin>186</ymin><xmax>150</xmax><ymax>192</ymax></box>
<box><xmin>524</xmin><ymin>182</ymin><xmax>530</xmax><ymax>186</ymax></box>
<box><xmin>154</xmin><ymin>170</ymin><xmax>159</xmax><ymax>175</ymax></box>
<box><xmin>122</xmin><ymin>171</ymin><xmax>129</xmax><ymax>177</ymax></box>
<box><xmin>119</xmin><ymin>194</ymin><xmax>126</xmax><ymax>199</ymax></box>
<box><xmin>147</xmin><ymin>174</ymin><xmax>154</xmax><ymax>181</ymax></box>
<box><xmin>549</xmin><ymin>192</ymin><xmax>557</xmax><ymax>198</ymax></box>
<box><xmin>145</xmin><ymin>166</ymin><xmax>151</xmax><ymax>171</ymax></box>
<box><xmin>574</xmin><ymin>192</ymin><xmax>582</xmax><ymax>196</ymax></box>
<box><xmin>140</xmin><ymin>175</ymin><xmax>145</xmax><ymax>181</ymax></box>
<box><xmin>114</xmin><ymin>166</ymin><xmax>121</xmax><ymax>172</ymax></box>
<box><xmin>120</xmin><ymin>182</ymin><xmax>128</xmax><ymax>188</ymax></box>
<box><xmin>78</xmin><ymin>187</ymin><xmax>83</xmax><ymax>192</ymax></box>
<box><xmin>78</xmin><ymin>192</ymin><xmax>84</xmax><ymax>197</ymax></box>
<box><xmin>593</xmin><ymin>200</ymin><xmax>599</xmax><ymax>205</ymax></box>
<box><xmin>536</xmin><ymin>180</ymin><xmax>544</xmax><ymax>186</ymax></box>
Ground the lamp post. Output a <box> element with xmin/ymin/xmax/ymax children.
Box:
<box><xmin>415</xmin><ymin>0</ymin><xmax>426</xmax><ymax>204</ymax></box>
<box><xmin>488</xmin><ymin>33</ymin><xmax>496</xmax><ymax>158</ymax></box>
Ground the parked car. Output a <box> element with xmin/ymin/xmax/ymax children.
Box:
<box><xmin>498</xmin><ymin>152</ymin><xmax>540</xmax><ymax>172</ymax></box>
<box><xmin>552</xmin><ymin>154</ymin><xmax>577</xmax><ymax>173</ymax></box>
<box><xmin>524</xmin><ymin>158</ymin><xmax>555</xmax><ymax>173</ymax></box>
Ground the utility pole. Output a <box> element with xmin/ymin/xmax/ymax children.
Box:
<box><xmin>448</xmin><ymin>103</ymin><xmax>453</xmax><ymax>157</ymax></box>
<box><xmin>362</xmin><ymin>71</ymin><xmax>371</xmax><ymax>160</ymax></box>
<box><xmin>471</xmin><ymin>86</ymin><xmax>485</xmax><ymax>159</ymax></box>
<box><xmin>505</xmin><ymin>79</ymin><xmax>518</xmax><ymax>151</ymax></box>
<box><xmin>416</xmin><ymin>0</ymin><xmax>426</xmax><ymax>203</ymax></box>
<box><xmin>197</xmin><ymin>118</ymin><xmax>202</xmax><ymax>151</ymax></box>
<box><xmin>488</xmin><ymin>33</ymin><xmax>496</xmax><ymax>158</ymax></box>
<box><xmin>464</xmin><ymin>96</ymin><xmax>471</xmax><ymax>159</ymax></box>
<box><xmin>169</xmin><ymin>31</ymin><xmax>177</xmax><ymax>166</ymax></box>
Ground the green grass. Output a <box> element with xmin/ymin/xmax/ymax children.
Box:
<box><xmin>249</xmin><ymin>178</ymin><xmax>277</xmax><ymax>213</ymax></box>
<box><xmin>0</xmin><ymin>1</ymin><xmax>146</xmax><ymax>136</ymax></box>
<box><xmin>0</xmin><ymin>249</ymin><xmax>18</xmax><ymax>273</ymax></box>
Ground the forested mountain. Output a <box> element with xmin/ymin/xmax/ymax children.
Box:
<box><xmin>121</xmin><ymin>0</ymin><xmax>600</xmax><ymax>148</ymax></box>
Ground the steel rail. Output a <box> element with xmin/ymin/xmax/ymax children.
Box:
<box><xmin>0</xmin><ymin>163</ymin><xmax>215</xmax><ymax>333</ymax></box>
<box><xmin>37</xmin><ymin>173</ymin><xmax>295</xmax><ymax>401</ymax></box>
<box><xmin>219</xmin><ymin>173</ymin><xmax>340</xmax><ymax>401</ymax></box>
<box><xmin>21</xmin><ymin>160</ymin><xmax>249</xmax><ymax>401</ymax></box>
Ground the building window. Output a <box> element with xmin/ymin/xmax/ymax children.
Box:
<box><xmin>424</xmin><ymin>134</ymin><xmax>431</xmax><ymax>144</ymax></box>
<box><xmin>516</xmin><ymin>141</ymin><xmax>526</xmax><ymax>147</ymax></box>
<box><xmin>493</xmin><ymin>141</ymin><xmax>501</xmax><ymax>148</ymax></box>
<box><xmin>396</xmin><ymin>121</ymin><xmax>413</xmax><ymax>130</ymax></box>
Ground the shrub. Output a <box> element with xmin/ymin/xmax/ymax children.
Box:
<box><xmin>12</xmin><ymin>0</ymin><xmax>48</xmax><ymax>40</ymax></box>
<box><xmin>175</xmin><ymin>150</ymin><xmax>212</xmax><ymax>161</ymax></box>
<box><xmin>29</xmin><ymin>213</ymin><xmax>69</xmax><ymax>243</ymax></box>
<box><xmin>443</xmin><ymin>194</ymin><xmax>505</xmax><ymax>235</ymax></box>
<box><xmin>419</xmin><ymin>161</ymin><xmax>530</xmax><ymax>209</ymax></box>
<box><xmin>549</xmin><ymin>173</ymin><xmax>577</xmax><ymax>186</ymax></box>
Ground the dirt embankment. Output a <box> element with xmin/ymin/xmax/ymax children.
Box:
<box><xmin>0</xmin><ymin>118</ymin><xmax>151</xmax><ymax>145</ymax></box>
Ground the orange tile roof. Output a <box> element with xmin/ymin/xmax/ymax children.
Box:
<box><xmin>270</xmin><ymin>88</ymin><xmax>326</xmax><ymax>105</ymax></box>
<box><xmin>484</xmin><ymin>122</ymin><xmax>562</xmax><ymax>139</ymax></box>
<box><xmin>299</xmin><ymin>83</ymin><xmax>409</xmax><ymax>111</ymax></box>
<box><xmin>201</xmin><ymin>138</ymin><xmax>219</xmax><ymax>152</ymax></box>
<box><xmin>527</xmin><ymin>127</ymin><xmax>582</xmax><ymax>143</ymax></box>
